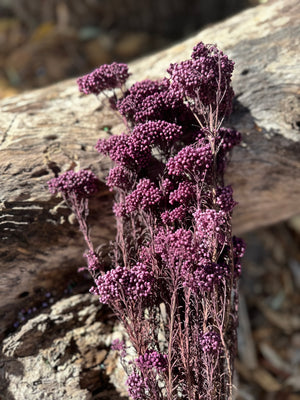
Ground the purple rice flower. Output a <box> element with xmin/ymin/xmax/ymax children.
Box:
<box><xmin>136</xmin><ymin>350</ymin><xmax>167</xmax><ymax>372</ymax></box>
<box><xmin>130</xmin><ymin>120</ymin><xmax>183</xmax><ymax>151</ymax></box>
<box><xmin>91</xmin><ymin>263</ymin><xmax>154</xmax><ymax>304</ymax></box>
<box><xmin>133</xmin><ymin>92</ymin><xmax>166</xmax><ymax>123</ymax></box>
<box><xmin>106</xmin><ymin>165</ymin><xmax>134</xmax><ymax>191</ymax></box>
<box><xmin>96</xmin><ymin>133</ymin><xmax>152</xmax><ymax>168</ymax></box>
<box><xmin>169</xmin><ymin>181</ymin><xmax>195</xmax><ymax>205</ymax></box>
<box><xmin>193</xmin><ymin>208</ymin><xmax>226</xmax><ymax>239</ymax></box>
<box><xmin>95</xmin><ymin>134</ymin><xmax>132</xmax><ymax>165</ymax></box>
<box><xmin>77</xmin><ymin>62</ymin><xmax>129</xmax><ymax>95</ymax></box>
<box><xmin>161</xmin><ymin>205</ymin><xmax>187</xmax><ymax>224</ymax></box>
<box><xmin>199</xmin><ymin>330</ymin><xmax>222</xmax><ymax>356</ymax></box>
<box><xmin>124</xmin><ymin>179</ymin><xmax>162</xmax><ymax>214</ymax></box>
<box><xmin>193</xmin><ymin>209</ymin><xmax>228</xmax><ymax>258</ymax></box>
<box><xmin>217</xmin><ymin>127</ymin><xmax>242</xmax><ymax>152</ymax></box>
<box><xmin>117</xmin><ymin>79</ymin><xmax>167</xmax><ymax>121</ymax></box>
<box><xmin>48</xmin><ymin>169</ymin><xmax>99</xmax><ymax>198</ymax></box>
<box><xmin>160</xmin><ymin>177</ymin><xmax>175</xmax><ymax>194</ymax></box>
<box><xmin>84</xmin><ymin>250</ymin><xmax>102</xmax><ymax>272</ymax></box>
<box><xmin>166</xmin><ymin>143</ymin><xmax>212</xmax><ymax>176</ymax></box>
<box><xmin>154</xmin><ymin>228</ymin><xmax>196</xmax><ymax>274</ymax></box>
<box><xmin>184</xmin><ymin>262</ymin><xmax>229</xmax><ymax>293</ymax></box>
<box><xmin>168</xmin><ymin>42</ymin><xmax>234</xmax><ymax>117</ymax></box>
<box><xmin>232</xmin><ymin>236</ymin><xmax>246</xmax><ymax>276</ymax></box>
<box><xmin>126</xmin><ymin>372</ymin><xmax>148</xmax><ymax>400</ymax></box>
<box><xmin>112</xmin><ymin>201</ymin><xmax>127</xmax><ymax>218</ymax></box>
<box><xmin>216</xmin><ymin>185</ymin><xmax>237</xmax><ymax>213</ymax></box>
<box><xmin>66</xmin><ymin>41</ymin><xmax>243</xmax><ymax>400</ymax></box>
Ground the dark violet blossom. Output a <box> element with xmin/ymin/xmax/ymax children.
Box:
<box><xmin>168</xmin><ymin>43</ymin><xmax>235</xmax><ymax>117</ymax></box>
<box><xmin>90</xmin><ymin>263</ymin><xmax>154</xmax><ymax>305</ymax></box>
<box><xmin>84</xmin><ymin>250</ymin><xmax>102</xmax><ymax>272</ymax></box>
<box><xmin>126</xmin><ymin>373</ymin><xmax>148</xmax><ymax>400</ymax></box>
<box><xmin>49</xmin><ymin>43</ymin><xmax>245</xmax><ymax>400</ymax></box>
<box><xmin>123</xmin><ymin>178</ymin><xmax>162</xmax><ymax>214</ymax></box>
<box><xmin>166</xmin><ymin>143</ymin><xmax>212</xmax><ymax>176</ymax></box>
<box><xmin>48</xmin><ymin>169</ymin><xmax>99</xmax><ymax>198</ymax></box>
<box><xmin>161</xmin><ymin>205</ymin><xmax>187</xmax><ymax>224</ymax></box>
<box><xmin>136</xmin><ymin>350</ymin><xmax>167</xmax><ymax>372</ymax></box>
<box><xmin>199</xmin><ymin>330</ymin><xmax>222</xmax><ymax>356</ymax></box>
<box><xmin>169</xmin><ymin>181</ymin><xmax>195</xmax><ymax>205</ymax></box>
<box><xmin>77</xmin><ymin>62</ymin><xmax>129</xmax><ymax>95</ymax></box>
<box><xmin>106</xmin><ymin>165</ymin><xmax>134</xmax><ymax>191</ymax></box>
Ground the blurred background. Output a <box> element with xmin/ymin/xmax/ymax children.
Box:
<box><xmin>1</xmin><ymin>1</ymin><xmax>299</xmax><ymax>399</ymax></box>
<box><xmin>0</xmin><ymin>0</ymin><xmax>260</xmax><ymax>96</ymax></box>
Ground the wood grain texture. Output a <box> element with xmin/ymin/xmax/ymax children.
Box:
<box><xmin>0</xmin><ymin>0</ymin><xmax>300</xmax><ymax>334</ymax></box>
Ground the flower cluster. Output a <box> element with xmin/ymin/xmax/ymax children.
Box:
<box><xmin>131</xmin><ymin>120</ymin><xmax>183</xmax><ymax>150</ymax></box>
<box><xmin>168</xmin><ymin>43</ymin><xmax>234</xmax><ymax>117</ymax></box>
<box><xmin>133</xmin><ymin>92</ymin><xmax>166</xmax><ymax>123</ymax></box>
<box><xmin>116</xmin><ymin>179</ymin><xmax>162</xmax><ymax>216</ymax></box>
<box><xmin>117</xmin><ymin>79</ymin><xmax>167</xmax><ymax>123</ymax></box>
<box><xmin>106</xmin><ymin>165</ymin><xmax>133</xmax><ymax>191</ymax></box>
<box><xmin>95</xmin><ymin>134</ymin><xmax>133</xmax><ymax>166</ymax></box>
<box><xmin>166</xmin><ymin>143</ymin><xmax>212</xmax><ymax>176</ymax></box>
<box><xmin>199</xmin><ymin>330</ymin><xmax>222</xmax><ymax>356</ymax></box>
<box><xmin>126</xmin><ymin>373</ymin><xmax>148</xmax><ymax>400</ymax></box>
<box><xmin>48</xmin><ymin>169</ymin><xmax>99</xmax><ymax>198</ymax></box>
<box><xmin>136</xmin><ymin>350</ymin><xmax>167</xmax><ymax>372</ymax></box>
<box><xmin>216</xmin><ymin>127</ymin><xmax>242</xmax><ymax>172</ymax></box>
<box><xmin>90</xmin><ymin>263</ymin><xmax>154</xmax><ymax>304</ymax></box>
<box><xmin>161</xmin><ymin>205</ymin><xmax>187</xmax><ymax>224</ymax></box>
<box><xmin>49</xmin><ymin>42</ymin><xmax>245</xmax><ymax>400</ymax></box>
<box><xmin>84</xmin><ymin>250</ymin><xmax>102</xmax><ymax>272</ymax></box>
<box><xmin>217</xmin><ymin>127</ymin><xmax>241</xmax><ymax>152</ymax></box>
<box><xmin>193</xmin><ymin>208</ymin><xmax>227</xmax><ymax>253</ymax></box>
<box><xmin>184</xmin><ymin>262</ymin><xmax>229</xmax><ymax>293</ymax></box>
<box><xmin>169</xmin><ymin>181</ymin><xmax>195</xmax><ymax>205</ymax></box>
<box><xmin>154</xmin><ymin>227</ymin><xmax>195</xmax><ymax>274</ymax></box>
<box><xmin>216</xmin><ymin>185</ymin><xmax>237</xmax><ymax>213</ymax></box>
<box><xmin>77</xmin><ymin>62</ymin><xmax>129</xmax><ymax>95</ymax></box>
<box><xmin>232</xmin><ymin>236</ymin><xmax>246</xmax><ymax>276</ymax></box>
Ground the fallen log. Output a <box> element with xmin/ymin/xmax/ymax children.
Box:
<box><xmin>0</xmin><ymin>0</ymin><xmax>300</xmax><ymax>338</ymax></box>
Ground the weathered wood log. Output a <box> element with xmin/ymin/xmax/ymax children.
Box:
<box><xmin>1</xmin><ymin>0</ymin><xmax>300</xmax><ymax>337</ymax></box>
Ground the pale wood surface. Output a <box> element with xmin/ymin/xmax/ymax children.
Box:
<box><xmin>0</xmin><ymin>0</ymin><xmax>300</xmax><ymax>336</ymax></box>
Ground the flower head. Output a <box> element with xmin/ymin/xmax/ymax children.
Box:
<box><xmin>123</xmin><ymin>179</ymin><xmax>162</xmax><ymax>215</ymax></box>
<box><xmin>48</xmin><ymin>170</ymin><xmax>99</xmax><ymax>198</ymax></box>
<box><xmin>84</xmin><ymin>250</ymin><xmax>102</xmax><ymax>272</ymax></box>
<box><xmin>91</xmin><ymin>263</ymin><xmax>154</xmax><ymax>304</ymax></box>
<box><xmin>216</xmin><ymin>185</ymin><xmax>237</xmax><ymax>213</ymax></box>
<box><xmin>166</xmin><ymin>143</ymin><xmax>212</xmax><ymax>177</ymax></box>
<box><xmin>184</xmin><ymin>262</ymin><xmax>229</xmax><ymax>293</ymax></box>
<box><xmin>77</xmin><ymin>62</ymin><xmax>129</xmax><ymax>95</ymax></box>
<box><xmin>199</xmin><ymin>330</ymin><xmax>222</xmax><ymax>356</ymax></box>
<box><xmin>117</xmin><ymin>79</ymin><xmax>167</xmax><ymax>122</ymax></box>
<box><xmin>136</xmin><ymin>350</ymin><xmax>167</xmax><ymax>372</ymax></box>
<box><xmin>167</xmin><ymin>42</ymin><xmax>235</xmax><ymax>117</ymax></box>
<box><xmin>126</xmin><ymin>373</ymin><xmax>147</xmax><ymax>400</ymax></box>
<box><xmin>106</xmin><ymin>165</ymin><xmax>134</xmax><ymax>191</ymax></box>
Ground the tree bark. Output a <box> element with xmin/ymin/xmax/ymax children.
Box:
<box><xmin>0</xmin><ymin>0</ymin><xmax>299</xmax><ymax>337</ymax></box>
